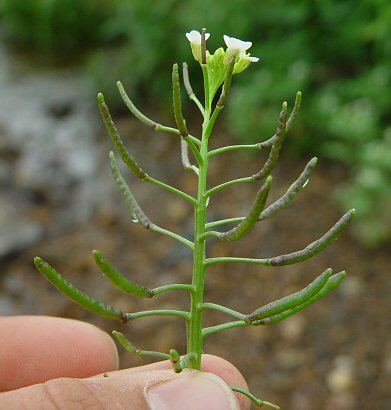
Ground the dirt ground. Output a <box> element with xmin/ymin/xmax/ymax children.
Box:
<box><xmin>1</xmin><ymin>119</ymin><xmax>390</xmax><ymax>409</ymax></box>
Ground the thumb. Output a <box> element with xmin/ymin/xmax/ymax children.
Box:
<box><xmin>0</xmin><ymin>368</ymin><xmax>243</xmax><ymax>410</ymax></box>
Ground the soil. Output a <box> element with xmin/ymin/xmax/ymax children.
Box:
<box><xmin>1</xmin><ymin>119</ymin><xmax>390</xmax><ymax>410</ymax></box>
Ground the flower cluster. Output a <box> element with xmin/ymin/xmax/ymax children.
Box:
<box><xmin>185</xmin><ymin>30</ymin><xmax>259</xmax><ymax>102</ymax></box>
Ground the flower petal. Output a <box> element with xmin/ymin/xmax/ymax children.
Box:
<box><xmin>186</xmin><ymin>30</ymin><xmax>201</xmax><ymax>44</ymax></box>
<box><xmin>223</xmin><ymin>35</ymin><xmax>252</xmax><ymax>52</ymax></box>
<box><xmin>186</xmin><ymin>30</ymin><xmax>210</xmax><ymax>45</ymax></box>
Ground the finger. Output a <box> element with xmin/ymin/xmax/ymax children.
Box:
<box><xmin>0</xmin><ymin>316</ymin><xmax>119</xmax><ymax>391</ymax></box>
<box><xmin>100</xmin><ymin>354</ymin><xmax>250</xmax><ymax>409</ymax></box>
<box><xmin>0</xmin><ymin>366</ymin><xmax>247</xmax><ymax>410</ymax></box>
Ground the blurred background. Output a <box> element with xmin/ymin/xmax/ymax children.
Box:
<box><xmin>0</xmin><ymin>1</ymin><xmax>390</xmax><ymax>408</ymax></box>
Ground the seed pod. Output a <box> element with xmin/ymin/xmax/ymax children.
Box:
<box><xmin>252</xmin><ymin>102</ymin><xmax>288</xmax><ymax>180</ymax></box>
<box><xmin>93</xmin><ymin>250</ymin><xmax>153</xmax><ymax>298</ymax></box>
<box><xmin>256</xmin><ymin>271</ymin><xmax>347</xmax><ymax>325</ymax></box>
<box><xmin>217</xmin><ymin>50</ymin><xmax>237</xmax><ymax>108</ymax></box>
<box><xmin>116</xmin><ymin>81</ymin><xmax>157</xmax><ymax>128</ymax></box>
<box><xmin>286</xmin><ymin>91</ymin><xmax>302</xmax><ymax>133</ymax></box>
<box><xmin>109</xmin><ymin>151</ymin><xmax>151</xmax><ymax>229</ymax></box>
<box><xmin>268</xmin><ymin>209</ymin><xmax>355</xmax><ymax>266</ymax></box>
<box><xmin>34</xmin><ymin>257</ymin><xmax>127</xmax><ymax>321</ymax></box>
<box><xmin>172</xmin><ymin>63</ymin><xmax>189</xmax><ymax>138</ymax></box>
<box><xmin>98</xmin><ymin>93</ymin><xmax>147</xmax><ymax>180</ymax></box>
<box><xmin>246</xmin><ymin>268</ymin><xmax>333</xmax><ymax>322</ymax></box>
<box><xmin>220</xmin><ymin>176</ymin><xmax>272</xmax><ymax>241</ymax></box>
<box><xmin>259</xmin><ymin>157</ymin><xmax>317</xmax><ymax>221</ymax></box>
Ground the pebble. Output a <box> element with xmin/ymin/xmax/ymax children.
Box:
<box><xmin>327</xmin><ymin>355</ymin><xmax>356</xmax><ymax>393</ymax></box>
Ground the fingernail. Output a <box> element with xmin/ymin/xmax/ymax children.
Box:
<box><xmin>146</xmin><ymin>370</ymin><xmax>240</xmax><ymax>410</ymax></box>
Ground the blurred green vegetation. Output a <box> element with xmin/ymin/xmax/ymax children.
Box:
<box><xmin>1</xmin><ymin>0</ymin><xmax>390</xmax><ymax>246</ymax></box>
<box><xmin>0</xmin><ymin>0</ymin><xmax>117</xmax><ymax>55</ymax></box>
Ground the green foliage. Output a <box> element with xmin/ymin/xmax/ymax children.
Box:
<box><xmin>2</xmin><ymin>0</ymin><xmax>389</xmax><ymax>244</ymax></box>
<box><xmin>0</xmin><ymin>0</ymin><xmax>117</xmax><ymax>55</ymax></box>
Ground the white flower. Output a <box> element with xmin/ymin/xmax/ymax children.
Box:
<box><xmin>223</xmin><ymin>35</ymin><xmax>252</xmax><ymax>53</ymax></box>
<box><xmin>223</xmin><ymin>34</ymin><xmax>259</xmax><ymax>73</ymax></box>
<box><xmin>186</xmin><ymin>30</ymin><xmax>210</xmax><ymax>62</ymax></box>
<box><xmin>186</xmin><ymin>30</ymin><xmax>210</xmax><ymax>45</ymax></box>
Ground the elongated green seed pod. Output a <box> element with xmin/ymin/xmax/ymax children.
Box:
<box><xmin>97</xmin><ymin>93</ymin><xmax>147</xmax><ymax>180</ymax></box>
<box><xmin>93</xmin><ymin>250</ymin><xmax>153</xmax><ymax>298</ymax></box>
<box><xmin>269</xmin><ymin>209</ymin><xmax>355</xmax><ymax>266</ymax></box>
<box><xmin>116</xmin><ymin>81</ymin><xmax>157</xmax><ymax>128</ymax></box>
<box><xmin>172</xmin><ymin>63</ymin><xmax>189</xmax><ymax>138</ymax></box>
<box><xmin>286</xmin><ymin>91</ymin><xmax>302</xmax><ymax>133</ymax></box>
<box><xmin>220</xmin><ymin>176</ymin><xmax>272</xmax><ymax>241</ymax></box>
<box><xmin>246</xmin><ymin>268</ymin><xmax>333</xmax><ymax>322</ymax></box>
<box><xmin>258</xmin><ymin>157</ymin><xmax>317</xmax><ymax>221</ymax></box>
<box><xmin>182</xmin><ymin>63</ymin><xmax>195</xmax><ymax>98</ymax></box>
<box><xmin>112</xmin><ymin>331</ymin><xmax>138</xmax><ymax>353</ymax></box>
<box><xmin>34</xmin><ymin>257</ymin><xmax>127</xmax><ymax>321</ymax></box>
<box><xmin>253</xmin><ymin>102</ymin><xmax>288</xmax><ymax>180</ymax></box>
<box><xmin>260</xmin><ymin>91</ymin><xmax>302</xmax><ymax>149</ymax></box>
<box><xmin>256</xmin><ymin>271</ymin><xmax>346</xmax><ymax>325</ymax></box>
<box><xmin>109</xmin><ymin>151</ymin><xmax>151</xmax><ymax>229</ymax></box>
<box><xmin>112</xmin><ymin>331</ymin><xmax>172</xmax><ymax>360</ymax></box>
<box><xmin>217</xmin><ymin>50</ymin><xmax>237</xmax><ymax>108</ymax></box>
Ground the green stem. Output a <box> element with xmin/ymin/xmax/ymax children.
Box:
<box><xmin>206</xmin><ymin>177</ymin><xmax>254</xmax><ymax>197</ymax></box>
<box><xmin>208</xmin><ymin>143</ymin><xmax>261</xmax><ymax>158</ymax></box>
<box><xmin>126</xmin><ymin>309</ymin><xmax>190</xmax><ymax>321</ymax></box>
<box><xmin>186</xmin><ymin>86</ymin><xmax>211</xmax><ymax>370</ymax></box>
<box><xmin>204</xmin><ymin>106</ymin><xmax>223</xmax><ymax>138</ymax></box>
<box><xmin>182</xmin><ymin>62</ymin><xmax>205</xmax><ymax>115</ymax></box>
<box><xmin>112</xmin><ymin>331</ymin><xmax>171</xmax><ymax>360</ymax></box>
<box><xmin>202</xmin><ymin>320</ymin><xmax>248</xmax><ymax>337</ymax></box>
<box><xmin>231</xmin><ymin>386</ymin><xmax>280</xmax><ymax>409</ymax></box>
<box><xmin>147</xmin><ymin>175</ymin><xmax>197</xmax><ymax>205</ymax></box>
<box><xmin>205</xmin><ymin>217</ymin><xmax>243</xmax><ymax>230</ymax></box>
<box><xmin>152</xmin><ymin>284</ymin><xmax>195</xmax><ymax>295</ymax></box>
<box><xmin>199</xmin><ymin>303</ymin><xmax>246</xmax><ymax>320</ymax></box>
<box><xmin>149</xmin><ymin>224</ymin><xmax>194</xmax><ymax>250</ymax></box>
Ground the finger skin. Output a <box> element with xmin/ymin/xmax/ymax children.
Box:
<box><xmin>0</xmin><ymin>315</ymin><xmax>250</xmax><ymax>409</ymax></box>
<box><xmin>1</xmin><ymin>357</ymin><xmax>250</xmax><ymax>410</ymax></box>
<box><xmin>0</xmin><ymin>316</ymin><xmax>119</xmax><ymax>391</ymax></box>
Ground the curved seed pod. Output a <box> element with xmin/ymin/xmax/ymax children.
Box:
<box><xmin>113</xmin><ymin>331</ymin><xmax>173</xmax><ymax>361</ymax></box>
<box><xmin>34</xmin><ymin>257</ymin><xmax>127</xmax><ymax>322</ymax></box>
<box><xmin>93</xmin><ymin>250</ymin><xmax>153</xmax><ymax>298</ymax></box>
<box><xmin>245</xmin><ymin>268</ymin><xmax>333</xmax><ymax>322</ymax></box>
<box><xmin>269</xmin><ymin>209</ymin><xmax>355</xmax><ymax>266</ymax></box>
<box><xmin>220</xmin><ymin>176</ymin><xmax>272</xmax><ymax>241</ymax></box>
<box><xmin>116</xmin><ymin>81</ymin><xmax>157</xmax><ymax>128</ymax></box>
<box><xmin>286</xmin><ymin>91</ymin><xmax>302</xmax><ymax>133</ymax></box>
<box><xmin>182</xmin><ymin>62</ymin><xmax>195</xmax><ymax>98</ymax></box>
<box><xmin>112</xmin><ymin>331</ymin><xmax>138</xmax><ymax>353</ymax></box>
<box><xmin>258</xmin><ymin>157</ymin><xmax>317</xmax><ymax>221</ymax></box>
<box><xmin>217</xmin><ymin>50</ymin><xmax>238</xmax><ymax>108</ymax></box>
<box><xmin>252</xmin><ymin>102</ymin><xmax>288</xmax><ymax>180</ymax></box>
<box><xmin>109</xmin><ymin>151</ymin><xmax>151</xmax><ymax>229</ymax></box>
<box><xmin>98</xmin><ymin>93</ymin><xmax>147</xmax><ymax>180</ymax></box>
<box><xmin>259</xmin><ymin>91</ymin><xmax>302</xmax><ymax>149</ymax></box>
<box><xmin>172</xmin><ymin>63</ymin><xmax>189</xmax><ymax>138</ymax></box>
<box><xmin>181</xmin><ymin>137</ymin><xmax>192</xmax><ymax>169</ymax></box>
<box><xmin>256</xmin><ymin>271</ymin><xmax>346</xmax><ymax>325</ymax></box>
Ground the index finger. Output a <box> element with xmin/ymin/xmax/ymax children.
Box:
<box><xmin>0</xmin><ymin>316</ymin><xmax>119</xmax><ymax>391</ymax></box>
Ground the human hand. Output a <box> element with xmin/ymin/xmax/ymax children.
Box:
<box><xmin>0</xmin><ymin>316</ymin><xmax>250</xmax><ymax>409</ymax></box>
